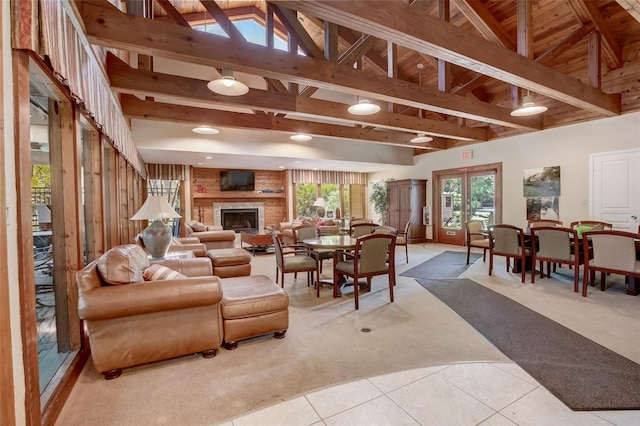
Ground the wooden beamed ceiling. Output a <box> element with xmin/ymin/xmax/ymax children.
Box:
<box><xmin>85</xmin><ymin>0</ymin><xmax>640</xmax><ymax>154</ymax></box>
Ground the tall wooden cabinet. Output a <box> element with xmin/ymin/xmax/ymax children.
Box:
<box><xmin>387</xmin><ymin>179</ymin><xmax>427</xmax><ymax>244</ymax></box>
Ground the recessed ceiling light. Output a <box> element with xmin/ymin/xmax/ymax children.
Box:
<box><xmin>294</xmin><ymin>161</ymin><xmax>301</xmax><ymax>164</ymax></box>
<box><xmin>278</xmin><ymin>165</ymin><xmax>285</xmax><ymax>169</ymax></box>
<box><xmin>290</xmin><ymin>133</ymin><xmax>312</xmax><ymax>142</ymax></box>
<box><xmin>410</xmin><ymin>133</ymin><xmax>434</xmax><ymax>143</ymax></box>
<box><xmin>205</xmin><ymin>156</ymin><xmax>213</xmax><ymax>159</ymax></box>
<box><xmin>312</xmin><ymin>168</ymin><xmax>318</xmax><ymax>171</ymax></box>
<box><xmin>192</xmin><ymin>125</ymin><xmax>219</xmax><ymax>135</ymax></box>
<box><xmin>197</xmin><ymin>162</ymin><xmax>203</xmax><ymax>165</ymax></box>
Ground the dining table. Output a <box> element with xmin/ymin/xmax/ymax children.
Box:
<box><xmin>303</xmin><ymin>235</ymin><xmax>359</xmax><ymax>297</ymax></box>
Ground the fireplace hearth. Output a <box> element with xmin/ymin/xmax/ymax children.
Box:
<box><xmin>221</xmin><ymin>208</ymin><xmax>258</xmax><ymax>232</ymax></box>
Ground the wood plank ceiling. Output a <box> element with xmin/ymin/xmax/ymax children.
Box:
<box><xmin>85</xmin><ymin>0</ymin><xmax>640</xmax><ymax>154</ymax></box>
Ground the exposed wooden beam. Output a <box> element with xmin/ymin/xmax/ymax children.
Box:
<box><xmin>270</xmin><ymin>4</ymin><xmax>324</xmax><ymax>58</ymax></box>
<box><xmin>616</xmin><ymin>0</ymin><xmax>640</xmax><ymax>24</ymax></box>
<box><xmin>588</xmin><ymin>31</ymin><xmax>601</xmax><ymax>89</ymax></box>
<box><xmin>324</xmin><ymin>21</ymin><xmax>338</xmax><ymax>62</ymax></box>
<box><xmin>453</xmin><ymin>0</ymin><xmax>515</xmax><ymax>50</ymax></box>
<box><xmin>120</xmin><ymin>95</ymin><xmax>434</xmax><ymax>148</ymax></box>
<box><xmin>82</xmin><ymin>2</ymin><xmax>540</xmax><ymax>129</ymax></box>
<box><xmin>337</xmin><ymin>27</ymin><xmax>388</xmax><ymax>75</ymax></box>
<box><xmin>155</xmin><ymin>0</ymin><xmax>190</xmax><ymax>27</ymax></box>
<box><xmin>567</xmin><ymin>0</ymin><xmax>623</xmax><ymax>69</ymax></box>
<box><xmin>276</xmin><ymin>0</ymin><xmax>620</xmax><ymax>116</ymax></box>
<box><xmin>106</xmin><ymin>54</ymin><xmax>489</xmax><ymax>141</ymax></box>
<box><xmin>199</xmin><ymin>0</ymin><xmax>286</xmax><ymax>94</ymax></box>
<box><xmin>438</xmin><ymin>0</ymin><xmax>452</xmax><ymax>93</ymax></box>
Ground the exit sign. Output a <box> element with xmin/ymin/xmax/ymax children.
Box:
<box><xmin>462</xmin><ymin>150</ymin><xmax>473</xmax><ymax>160</ymax></box>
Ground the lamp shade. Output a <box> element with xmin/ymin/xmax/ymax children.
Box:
<box><xmin>347</xmin><ymin>99</ymin><xmax>381</xmax><ymax>115</ymax></box>
<box><xmin>410</xmin><ymin>133</ymin><xmax>433</xmax><ymax>143</ymax></box>
<box><xmin>131</xmin><ymin>196</ymin><xmax>181</xmax><ymax>259</ymax></box>
<box><xmin>510</xmin><ymin>94</ymin><xmax>548</xmax><ymax>117</ymax></box>
<box><xmin>207</xmin><ymin>68</ymin><xmax>249</xmax><ymax>96</ymax></box>
<box><xmin>312</xmin><ymin>197</ymin><xmax>327</xmax><ymax>207</ymax></box>
<box><xmin>131</xmin><ymin>196</ymin><xmax>181</xmax><ymax>221</ymax></box>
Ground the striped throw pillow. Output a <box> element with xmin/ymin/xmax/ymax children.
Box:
<box><xmin>143</xmin><ymin>264</ymin><xmax>187</xmax><ymax>281</ymax></box>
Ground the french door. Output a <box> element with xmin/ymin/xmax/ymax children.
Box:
<box><xmin>434</xmin><ymin>163</ymin><xmax>502</xmax><ymax>245</ymax></box>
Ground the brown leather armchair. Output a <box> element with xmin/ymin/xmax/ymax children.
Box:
<box><xmin>76</xmin><ymin>244</ymin><xmax>224</xmax><ymax>379</ymax></box>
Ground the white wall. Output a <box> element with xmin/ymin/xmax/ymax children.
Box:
<box><xmin>369</xmin><ymin>112</ymin><xmax>640</xmax><ymax>229</ymax></box>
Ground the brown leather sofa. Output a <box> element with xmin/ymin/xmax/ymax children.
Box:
<box><xmin>185</xmin><ymin>220</ymin><xmax>236</xmax><ymax>250</ymax></box>
<box><xmin>77</xmin><ymin>244</ymin><xmax>224</xmax><ymax>379</ymax></box>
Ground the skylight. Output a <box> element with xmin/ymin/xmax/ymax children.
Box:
<box><xmin>196</xmin><ymin>19</ymin><xmax>289</xmax><ymax>51</ymax></box>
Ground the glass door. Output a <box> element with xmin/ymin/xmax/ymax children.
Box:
<box><xmin>436</xmin><ymin>165</ymin><xmax>500</xmax><ymax>245</ymax></box>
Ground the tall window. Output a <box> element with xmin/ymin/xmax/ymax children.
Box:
<box><xmin>295</xmin><ymin>183</ymin><xmax>356</xmax><ymax>218</ymax></box>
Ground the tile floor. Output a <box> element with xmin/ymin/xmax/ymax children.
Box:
<box><xmin>221</xmin><ymin>361</ymin><xmax>640</xmax><ymax>426</ymax></box>
<box><xmin>217</xmin><ymin>239</ymin><xmax>640</xmax><ymax>426</ymax></box>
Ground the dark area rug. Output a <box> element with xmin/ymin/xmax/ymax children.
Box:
<box><xmin>416</xmin><ymin>278</ymin><xmax>640</xmax><ymax>411</ymax></box>
<box><xmin>401</xmin><ymin>250</ymin><xmax>481</xmax><ymax>279</ymax></box>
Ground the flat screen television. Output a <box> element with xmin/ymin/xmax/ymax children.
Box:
<box><xmin>220</xmin><ymin>170</ymin><xmax>255</xmax><ymax>191</ymax></box>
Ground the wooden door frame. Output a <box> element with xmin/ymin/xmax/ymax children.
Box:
<box><xmin>432</xmin><ymin>162</ymin><xmax>502</xmax><ymax>244</ymax></box>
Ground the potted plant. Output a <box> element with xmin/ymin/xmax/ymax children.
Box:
<box><xmin>369</xmin><ymin>179</ymin><xmax>391</xmax><ymax>224</ymax></box>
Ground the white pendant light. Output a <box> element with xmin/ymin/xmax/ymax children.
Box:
<box><xmin>348</xmin><ymin>98</ymin><xmax>381</xmax><ymax>115</ymax></box>
<box><xmin>511</xmin><ymin>93</ymin><xmax>548</xmax><ymax>117</ymax></box>
<box><xmin>290</xmin><ymin>134</ymin><xmax>312</xmax><ymax>142</ymax></box>
<box><xmin>192</xmin><ymin>125</ymin><xmax>220</xmax><ymax>135</ymax></box>
<box><xmin>410</xmin><ymin>133</ymin><xmax>433</xmax><ymax>143</ymax></box>
<box><xmin>207</xmin><ymin>68</ymin><xmax>249</xmax><ymax>96</ymax></box>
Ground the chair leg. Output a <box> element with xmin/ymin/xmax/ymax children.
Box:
<box><xmin>354</xmin><ymin>275</ymin><xmax>359</xmax><ymax>310</ymax></box>
<box><xmin>405</xmin><ymin>245</ymin><xmax>408</xmax><ymax>264</ymax></box>
<box><xmin>520</xmin><ymin>257</ymin><xmax>526</xmax><ymax>283</ymax></box>
<box><xmin>489</xmin><ymin>253</ymin><xmax>493</xmax><ymax>276</ymax></box>
<box><xmin>600</xmin><ymin>272</ymin><xmax>606</xmax><ymax>291</ymax></box>
<box><xmin>275</xmin><ymin>267</ymin><xmax>278</xmax><ymax>284</ymax></box>
<box><xmin>482</xmin><ymin>249</ymin><xmax>487</xmax><ymax>262</ymax></box>
<box><xmin>466</xmin><ymin>246</ymin><xmax>471</xmax><ymax>265</ymax></box>
<box><xmin>573</xmin><ymin>264</ymin><xmax>579</xmax><ymax>292</ymax></box>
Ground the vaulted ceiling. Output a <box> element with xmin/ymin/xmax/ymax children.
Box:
<box><xmin>80</xmin><ymin>0</ymin><xmax>640</xmax><ymax>170</ymax></box>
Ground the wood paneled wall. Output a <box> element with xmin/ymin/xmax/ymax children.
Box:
<box><xmin>191</xmin><ymin>168</ymin><xmax>288</xmax><ymax>228</ymax></box>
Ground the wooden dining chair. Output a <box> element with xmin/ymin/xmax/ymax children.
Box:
<box><xmin>530</xmin><ymin>226</ymin><xmax>584</xmax><ymax>292</ymax></box>
<box><xmin>293</xmin><ymin>224</ymin><xmax>332</xmax><ymax>274</ymax></box>
<box><xmin>581</xmin><ymin>230</ymin><xmax>640</xmax><ymax>297</ymax></box>
<box><xmin>272</xmin><ymin>233</ymin><xmax>319</xmax><ymax>288</ymax></box>
<box><xmin>527</xmin><ymin>219</ymin><xmax>563</xmax><ymax>228</ymax></box>
<box><xmin>394</xmin><ymin>221</ymin><xmax>411</xmax><ymax>263</ymax></box>
<box><xmin>465</xmin><ymin>220</ymin><xmax>491</xmax><ymax>265</ymax></box>
<box><xmin>350</xmin><ymin>222</ymin><xmax>377</xmax><ymax>237</ymax></box>
<box><xmin>333</xmin><ymin>233</ymin><xmax>396</xmax><ymax>310</ymax></box>
<box><xmin>489</xmin><ymin>224</ymin><xmax>531</xmax><ymax>283</ymax></box>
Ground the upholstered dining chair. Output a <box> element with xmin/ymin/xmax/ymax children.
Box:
<box><xmin>489</xmin><ymin>224</ymin><xmax>531</xmax><ymax>283</ymax></box>
<box><xmin>394</xmin><ymin>221</ymin><xmax>411</xmax><ymax>263</ymax></box>
<box><xmin>293</xmin><ymin>224</ymin><xmax>333</xmax><ymax>274</ymax></box>
<box><xmin>272</xmin><ymin>233</ymin><xmax>319</xmax><ymax>288</ymax></box>
<box><xmin>333</xmin><ymin>233</ymin><xmax>396</xmax><ymax>310</ymax></box>
<box><xmin>527</xmin><ymin>219</ymin><xmax>563</xmax><ymax>228</ymax></box>
<box><xmin>465</xmin><ymin>220</ymin><xmax>491</xmax><ymax>265</ymax></box>
<box><xmin>350</xmin><ymin>223</ymin><xmax>377</xmax><ymax>237</ymax></box>
<box><xmin>530</xmin><ymin>226</ymin><xmax>584</xmax><ymax>292</ymax></box>
<box><xmin>581</xmin><ymin>230</ymin><xmax>640</xmax><ymax>297</ymax></box>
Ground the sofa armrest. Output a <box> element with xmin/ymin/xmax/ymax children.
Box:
<box><xmin>168</xmin><ymin>244</ymin><xmax>207</xmax><ymax>257</ymax></box>
<box><xmin>176</xmin><ymin>237</ymin><xmax>201</xmax><ymax>244</ymax></box>
<box><xmin>279</xmin><ymin>222</ymin><xmax>293</xmax><ymax>231</ymax></box>
<box><xmin>79</xmin><ymin>277</ymin><xmax>223</xmax><ymax>321</ymax></box>
<box><xmin>155</xmin><ymin>257</ymin><xmax>213</xmax><ymax>276</ymax></box>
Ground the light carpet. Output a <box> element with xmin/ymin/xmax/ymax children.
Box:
<box><xmin>55</xmin><ymin>254</ymin><xmax>508</xmax><ymax>425</ymax></box>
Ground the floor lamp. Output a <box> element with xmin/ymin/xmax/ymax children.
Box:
<box><xmin>131</xmin><ymin>196</ymin><xmax>181</xmax><ymax>259</ymax></box>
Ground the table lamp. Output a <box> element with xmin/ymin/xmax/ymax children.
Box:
<box><xmin>313</xmin><ymin>197</ymin><xmax>327</xmax><ymax>218</ymax></box>
<box><xmin>131</xmin><ymin>196</ymin><xmax>181</xmax><ymax>259</ymax></box>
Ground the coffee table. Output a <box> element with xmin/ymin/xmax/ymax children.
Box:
<box><xmin>240</xmin><ymin>230</ymin><xmax>281</xmax><ymax>256</ymax></box>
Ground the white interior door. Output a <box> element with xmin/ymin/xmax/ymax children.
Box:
<box><xmin>590</xmin><ymin>148</ymin><xmax>640</xmax><ymax>231</ymax></box>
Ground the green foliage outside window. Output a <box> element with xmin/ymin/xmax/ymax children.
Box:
<box><xmin>295</xmin><ymin>183</ymin><xmax>317</xmax><ymax>217</ymax></box>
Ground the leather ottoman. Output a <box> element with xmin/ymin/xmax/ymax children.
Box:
<box><xmin>207</xmin><ymin>248</ymin><xmax>252</xmax><ymax>278</ymax></box>
<box><xmin>219</xmin><ymin>275</ymin><xmax>289</xmax><ymax>350</ymax></box>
